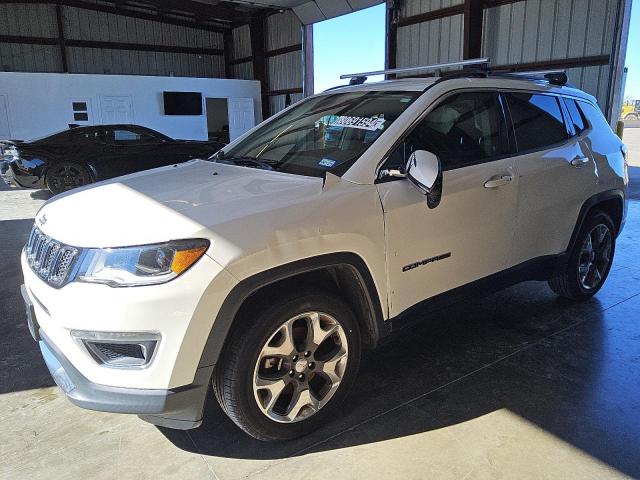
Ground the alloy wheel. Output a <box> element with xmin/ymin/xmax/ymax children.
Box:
<box><xmin>578</xmin><ymin>223</ymin><xmax>612</xmax><ymax>290</ymax></box>
<box><xmin>252</xmin><ymin>311</ymin><xmax>348</xmax><ymax>423</ymax></box>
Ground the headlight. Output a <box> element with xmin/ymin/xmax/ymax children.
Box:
<box><xmin>75</xmin><ymin>239</ymin><xmax>209</xmax><ymax>287</ymax></box>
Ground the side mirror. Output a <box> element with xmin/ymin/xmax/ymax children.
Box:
<box><xmin>406</xmin><ymin>150</ymin><xmax>440</xmax><ymax>195</ymax></box>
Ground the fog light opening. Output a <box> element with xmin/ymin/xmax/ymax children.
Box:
<box><xmin>71</xmin><ymin>330</ymin><xmax>160</xmax><ymax>368</ymax></box>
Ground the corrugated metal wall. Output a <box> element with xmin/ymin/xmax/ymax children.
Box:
<box><xmin>482</xmin><ymin>0</ymin><xmax>618</xmax><ymax>106</ymax></box>
<box><xmin>396</xmin><ymin>0</ymin><xmax>464</xmax><ymax>77</ymax></box>
<box><xmin>394</xmin><ymin>0</ymin><xmax>622</xmax><ymax>108</ymax></box>
<box><xmin>0</xmin><ymin>2</ymin><xmax>225</xmax><ymax>77</ymax></box>
<box><xmin>265</xmin><ymin>11</ymin><xmax>303</xmax><ymax>115</ymax></box>
<box><xmin>227</xmin><ymin>11</ymin><xmax>303</xmax><ymax>116</ymax></box>
<box><xmin>400</xmin><ymin>0</ymin><xmax>463</xmax><ymax>17</ymax></box>
<box><xmin>0</xmin><ymin>3</ymin><xmax>61</xmax><ymax>72</ymax></box>
<box><xmin>232</xmin><ymin>24</ymin><xmax>252</xmax><ymax>59</ymax></box>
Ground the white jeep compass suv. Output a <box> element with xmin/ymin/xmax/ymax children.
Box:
<box><xmin>21</xmin><ymin>70</ymin><xmax>628</xmax><ymax>441</ymax></box>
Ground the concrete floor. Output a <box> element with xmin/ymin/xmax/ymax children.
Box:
<box><xmin>1</xmin><ymin>130</ymin><xmax>640</xmax><ymax>479</ymax></box>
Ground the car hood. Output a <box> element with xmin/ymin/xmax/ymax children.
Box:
<box><xmin>35</xmin><ymin>160</ymin><xmax>323</xmax><ymax>248</ymax></box>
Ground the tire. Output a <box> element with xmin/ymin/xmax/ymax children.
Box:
<box><xmin>45</xmin><ymin>162</ymin><xmax>93</xmax><ymax>195</ymax></box>
<box><xmin>214</xmin><ymin>291</ymin><xmax>361</xmax><ymax>441</ymax></box>
<box><xmin>548</xmin><ymin>211</ymin><xmax>616</xmax><ymax>300</ymax></box>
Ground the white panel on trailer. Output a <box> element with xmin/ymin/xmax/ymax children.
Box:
<box><xmin>228</xmin><ymin>98</ymin><xmax>256</xmax><ymax>141</ymax></box>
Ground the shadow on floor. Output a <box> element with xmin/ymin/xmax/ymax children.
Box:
<box><xmin>0</xmin><ymin>218</ymin><xmax>54</xmax><ymax>394</ymax></box>
<box><xmin>627</xmin><ymin>166</ymin><xmax>640</xmax><ymax>200</ymax></box>
<box><xmin>30</xmin><ymin>189</ymin><xmax>53</xmax><ymax>201</ymax></box>
<box><xmin>160</xmin><ymin>277</ymin><xmax>640</xmax><ymax>478</ymax></box>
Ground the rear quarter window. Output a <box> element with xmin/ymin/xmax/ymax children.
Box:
<box><xmin>506</xmin><ymin>92</ymin><xmax>569</xmax><ymax>152</ymax></box>
<box><xmin>564</xmin><ymin>98</ymin><xmax>588</xmax><ymax>135</ymax></box>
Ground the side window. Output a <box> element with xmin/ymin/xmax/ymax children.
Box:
<box><xmin>113</xmin><ymin>129</ymin><xmax>144</xmax><ymax>142</ymax></box>
<box><xmin>506</xmin><ymin>93</ymin><xmax>568</xmax><ymax>152</ymax></box>
<box><xmin>385</xmin><ymin>91</ymin><xmax>507</xmax><ymax>171</ymax></box>
<box><xmin>564</xmin><ymin>98</ymin><xmax>587</xmax><ymax>135</ymax></box>
<box><xmin>577</xmin><ymin>101</ymin><xmax>611</xmax><ymax>133</ymax></box>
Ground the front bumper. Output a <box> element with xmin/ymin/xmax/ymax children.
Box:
<box><xmin>21</xmin><ymin>246</ymin><xmax>238</xmax><ymax>392</ymax></box>
<box><xmin>38</xmin><ymin>328</ymin><xmax>213</xmax><ymax>429</ymax></box>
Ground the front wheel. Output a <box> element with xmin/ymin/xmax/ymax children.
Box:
<box><xmin>45</xmin><ymin>162</ymin><xmax>93</xmax><ymax>194</ymax></box>
<box><xmin>548</xmin><ymin>211</ymin><xmax>616</xmax><ymax>300</ymax></box>
<box><xmin>214</xmin><ymin>291</ymin><xmax>361</xmax><ymax>441</ymax></box>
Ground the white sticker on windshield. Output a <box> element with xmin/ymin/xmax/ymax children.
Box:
<box><xmin>327</xmin><ymin>116</ymin><xmax>386</xmax><ymax>131</ymax></box>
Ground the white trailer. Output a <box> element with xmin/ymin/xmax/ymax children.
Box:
<box><xmin>0</xmin><ymin>72</ymin><xmax>263</xmax><ymax>142</ymax></box>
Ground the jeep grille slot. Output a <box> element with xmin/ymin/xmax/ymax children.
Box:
<box><xmin>26</xmin><ymin>226</ymin><xmax>78</xmax><ymax>287</ymax></box>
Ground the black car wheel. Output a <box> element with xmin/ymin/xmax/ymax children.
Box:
<box><xmin>45</xmin><ymin>162</ymin><xmax>93</xmax><ymax>194</ymax></box>
<box><xmin>548</xmin><ymin>211</ymin><xmax>616</xmax><ymax>300</ymax></box>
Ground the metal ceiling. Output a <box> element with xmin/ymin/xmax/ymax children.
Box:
<box><xmin>194</xmin><ymin>0</ymin><xmax>384</xmax><ymax>24</ymax></box>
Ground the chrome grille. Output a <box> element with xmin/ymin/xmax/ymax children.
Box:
<box><xmin>25</xmin><ymin>225</ymin><xmax>78</xmax><ymax>287</ymax></box>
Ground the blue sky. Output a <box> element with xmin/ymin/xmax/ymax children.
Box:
<box><xmin>314</xmin><ymin>2</ymin><xmax>640</xmax><ymax>100</ymax></box>
<box><xmin>313</xmin><ymin>4</ymin><xmax>386</xmax><ymax>93</ymax></box>
<box><xmin>624</xmin><ymin>0</ymin><xmax>640</xmax><ymax>99</ymax></box>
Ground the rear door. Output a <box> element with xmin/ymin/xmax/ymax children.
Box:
<box><xmin>505</xmin><ymin>92</ymin><xmax>598</xmax><ymax>266</ymax></box>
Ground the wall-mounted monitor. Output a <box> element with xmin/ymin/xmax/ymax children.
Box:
<box><xmin>163</xmin><ymin>91</ymin><xmax>203</xmax><ymax>115</ymax></box>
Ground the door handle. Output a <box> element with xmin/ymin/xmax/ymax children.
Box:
<box><xmin>484</xmin><ymin>175</ymin><xmax>513</xmax><ymax>189</ymax></box>
<box><xmin>570</xmin><ymin>156</ymin><xmax>589</xmax><ymax>167</ymax></box>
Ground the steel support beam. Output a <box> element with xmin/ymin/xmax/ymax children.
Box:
<box><xmin>302</xmin><ymin>23</ymin><xmax>314</xmax><ymax>96</ymax></box>
<box><xmin>265</xmin><ymin>87</ymin><xmax>303</xmax><ymax>97</ymax></box>
<box><xmin>250</xmin><ymin>17</ymin><xmax>270</xmax><ymax>120</ymax></box>
<box><xmin>492</xmin><ymin>55</ymin><xmax>611</xmax><ymax>72</ymax></box>
<box><xmin>385</xmin><ymin>0</ymin><xmax>399</xmax><ymax>79</ymax></box>
<box><xmin>0</xmin><ymin>35</ymin><xmax>224</xmax><ymax>56</ymax></box>
<box><xmin>55</xmin><ymin>4</ymin><xmax>68</xmax><ymax>72</ymax></box>
<box><xmin>223</xmin><ymin>31</ymin><xmax>234</xmax><ymax>78</ymax></box>
<box><xmin>229</xmin><ymin>44</ymin><xmax>303</xmax><ymax>66</ymax></box>
<box><xmin>463</xmin><ymin>0</ymin><xmax>483</xmax><ymax>60</ymax></box>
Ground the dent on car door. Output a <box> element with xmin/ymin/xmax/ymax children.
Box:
<box><xmin>376</xmin><ymin>91</ymin><xmax>518</xmax><ymax>318</ymax></box>
<box><xmin>505</xmin><ymin>92</ymin><xmax>598</xmax><ymax>266</ymax></box>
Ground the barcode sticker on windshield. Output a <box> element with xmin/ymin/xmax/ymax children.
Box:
<box><xmin>319</xmin><ymin>158</ymin><xmax>336</xmax><ymax>168</ymax></box>
<box><xmin>327</xmin><ymin>116</ymin><xmax>386</xmax><ymax>131</ymax></box>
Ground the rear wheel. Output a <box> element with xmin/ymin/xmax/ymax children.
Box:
<box><xmin>548</xmin><ymin>211</ymin><xmax>615</xmax><ymax>300</ymax></box>
<box><xmin>214</xmin><ymin>291</ymin><xmax>361</xmax><ymax>441</ymax></box>
<box><xmin>45</xmin><ymin>162</ymin><xmax>92</xmax><ymax>194</ymax></box>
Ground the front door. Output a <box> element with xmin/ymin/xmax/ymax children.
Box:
<box><xmin>377</xmin><ymin>91</ymin><xmax>519</xmax><ymax>317</ymax></box>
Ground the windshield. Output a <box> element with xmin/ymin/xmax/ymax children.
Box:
<box><xmin>29</xmin><ymin>129</ymin><xmax>73</xmax><ymax>143</ymax></box>
<box><xmin>221</xmin><ymin>91</ymin><xmax>420</xmax><ymax>177</ymax></box>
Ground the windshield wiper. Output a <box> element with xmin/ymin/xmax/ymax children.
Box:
<box><xmin>214</xmin><ymin>152</ymin><xmax>274</xmax><ymax>171</ymax></box>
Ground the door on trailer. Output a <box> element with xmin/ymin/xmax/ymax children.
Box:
<box><xmin>100</xmin><ymin>96</ymin><xmax>134</xmax><ymax>124</ymax></box>
<box><xmin>228</xmin><ymin>98</ymin><xmax>255</xmax><ymax>141</ymax></box>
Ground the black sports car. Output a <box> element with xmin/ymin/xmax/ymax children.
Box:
<box><xmin>0</xmin><ymin>124</ymin><xmax>224</xmax><ymax>194</ymax></box>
